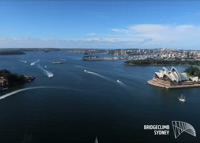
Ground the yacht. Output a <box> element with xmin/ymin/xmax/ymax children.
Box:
<box><xmin>179</xmin><ymin>94</ymin><xmax>186</xmax><ymax>102</ymax></box>
<box><xmin>52</xmin><ymin>60</ymin><xmax>63</xmax><ymax>64</ymax></box>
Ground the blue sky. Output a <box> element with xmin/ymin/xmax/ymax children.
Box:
<box><xmin>0</xmin><ymin>0</ymin><xmax>200</xmax><ymax>49</ymax></box>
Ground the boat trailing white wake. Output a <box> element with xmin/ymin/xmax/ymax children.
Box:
<box><xmin>0</xmin><ymin>86</ymin><xmax>70</xmax><ymax>100</ymax></box>
<box><xmin>84</xmin><ymin>70</ymin><xmax>113</xmax><ymax>82</ymax></box>
<box><xmin>116</xmin><ymin>80</ymin><xmax>127</xmax><ymax>88</ymax></box>
<box><xmin>19</xmin><ymin>60</ymin><xmax>28</xmax><ymax>63</ymax></box>
<box><xmin>30</xmin><ymin>59</ymin><xmax>40</xmax><ymax>66</ymax></box>
<box><xmin>38</xmin><ymin>64</ymin><xmax>54</xmax><ymax>78</ymax></box>
<box><xmin>84</xmin><ymin>70</ymin><xmax>128</xmax><ymax>88</ymax></box>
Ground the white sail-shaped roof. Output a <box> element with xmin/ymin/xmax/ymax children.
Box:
<box><xmin>169</xmin><ymin>72</ymin><xmax>178</xmax><ymax>82</ymax></box>
<box><xmin>155</xmin><ymin>72</ymin><xmax>163</xmax><ymax>78</ymax></box>
<box><xmin>155</xmin><ymin>67</ymin><xmax>189</xmax><ymax>82</ymax></box>
<box><xmin>173</xmin><ymin>71</ymin><xmax>180</xmax><ymax>82</ymax></box>
<box><xmin>180</xmin><ymin>73</ymin><xmax>189</xmax><ymax>81</ymax></box>
<box><xmin>190</xmin><ymin>77</ymin><xmax>199</xmax><ymax>82</ymax></box>
<box><xmin>164</xmin><ymin>71</ymin><xmax>173</xmax><ymax>81</ymax></box>
<box><xmin>163</xmin><ymin>67</ymin><xmax>169</xmax><ymax>72</ymax></box>
<box><xmin>171</xmin><ymin>67</ymin><xmax>182</xmax><ymax>82</ymax></box>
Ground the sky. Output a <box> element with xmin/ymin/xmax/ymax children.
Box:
<box><xmin>0</xmin><ymin>0</ymin><xmax>200</xmax><ymax>49</ymax></box>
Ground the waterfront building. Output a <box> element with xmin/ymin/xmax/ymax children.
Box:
<box><xmin>154</xmin><ymin>67</ymin><xmax>189</xmax><ymax>82</ymax></box>
<box><xmin>148</xmin><ymin>67</ymin><xmax>200</xmax><ymax>89</ymax></box>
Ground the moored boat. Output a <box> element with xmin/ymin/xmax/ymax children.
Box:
<box><xmin>179</xmin><ymin>94</ymin><xmax>186</xmax><ymax>102</ymax></box>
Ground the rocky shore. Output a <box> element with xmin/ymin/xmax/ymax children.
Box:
<box><xmin>0</xmin><ymin>69</ymin><xmax>35</xmax><ymax>91</ymax></box>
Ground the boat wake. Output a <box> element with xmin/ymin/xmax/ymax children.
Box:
<box><xmin>19</xmin><ymin>60</ymin><xmax>28</xmax><ymax>63</ymax></box>
<box><xmin>60</xmin><ymin>58</ymin><xmax>66</xmax><ymax>61</ymax></box>
<box><xmin>30</xmin><ymin>59</ymin><xmax>40</xmax><ymax>66</ymax></box>
<box><xmin>74</xmin><ymin>65</ymin><xmax>87</xmax><ymax>69</ymax></box>
<box><xmin>84</xmin><ymin>70</ymin><xmax>113</xmax><ymax>82</ymax></box>
<box><xmin>0</xmin><ymin>86</ymin><xmax>71</xmax><ymax>100</ymax></box>
<box><xmin>38</xmin><ymin>64</ymin><xmax>54</xmax><ymax>78</ymax></box>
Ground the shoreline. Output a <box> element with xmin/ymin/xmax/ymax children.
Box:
<box><xmin>0</xmin><ymin>69</ymin><xmax>35</xmax><ymax>92</ymax></box>
<box><xmin>148</xmin><ymin>79</ymin><xmax>200</xmax><ymax>89</ymax></box>
<box><xmin>124</xmin><ymin>63</ymin><xmax>199</xmax><ymax>66</ymax></box>
<box><xmin>83</xmin><ymin>58</ymin><xmax>126</xmax><ymax>61</ymax></box>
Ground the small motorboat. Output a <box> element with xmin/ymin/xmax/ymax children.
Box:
<box><xmin>52</xmin><ymin>60</ymin><xmax>63</xmax><ymax>64</ymax></box>
<box><xmin>179</xmin><ymin>94</ymin><xmax>186</xmax><ymax>102</ymax></box>
<box><xmin>84</xmin><ymin>69</ymin><xmax>88</xmax><ymax>73</ymax></box>
<box><xmin>30</xmin><ymin>59</ymin><xmax>40</xmax><ymax>66</ymax></box>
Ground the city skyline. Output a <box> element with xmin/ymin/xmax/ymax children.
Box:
<box><xmin>1</xmin><ymin>0</ymin><xmax>200</xmax><ymax>49</ymax></box>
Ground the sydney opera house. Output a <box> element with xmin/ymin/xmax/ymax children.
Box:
<box><xmin>148</xmin><ymin>67</ymin><xmax>200</xmax><ymax>89</ymax></box>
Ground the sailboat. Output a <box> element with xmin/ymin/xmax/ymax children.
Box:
<box><xmin>179</xmin><ymin>94</ymin><xmax>186</xmax><ymax>102</ymax></box>
<box><xmin>94</xmin><ymin>136</ymin><xmax>98</xmax><ymax>143</ymax></box>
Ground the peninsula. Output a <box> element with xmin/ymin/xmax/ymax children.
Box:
<box><xmin>125</xmin><ymin>58</ymin><xmax>200</xmax><ymax>66</ymax></box>
<box><xmin>0</xmin><ymin>69</ymin><xmax>35</xmax><ymax>91</ymax></box>
<box><xmin>82</xmin><ymin>55</ymin><xmax>125</xmax><ymax>61</ymax></box>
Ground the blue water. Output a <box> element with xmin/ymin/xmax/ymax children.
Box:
<box><xmin>0</xmin><ymin>52</ymin><xmax>199</xmax><ymax>143</ymax></box>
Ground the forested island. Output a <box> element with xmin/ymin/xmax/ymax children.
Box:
<box><xmin>125</xmin><ymin>58</ymin><xmax>200</xmax><ymax>66</ymax></box>
<box><xmin>0</xmin><ymin>69</ymin><xmax>35</xmax><ymax>91</ymax></box>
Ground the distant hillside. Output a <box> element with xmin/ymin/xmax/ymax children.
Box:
<box><xmin>0</xmin><ymin>48</ymin><xmax>61</xmax><ymax>54</ymax></box>
<box><xmin>124</xmin><ymin>58</ymin><xmax>200</xmax><ymax>66</ymax></box>
<box><xmin>0</xmin><ymin>50</ymin><xmax>25</xmax><ymax>55</ymax></box>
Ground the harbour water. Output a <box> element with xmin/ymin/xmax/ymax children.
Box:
<box><xmin>0</xmin><ymin>52</ymin><xmax>199</xmax><ymax>143</ymax></box>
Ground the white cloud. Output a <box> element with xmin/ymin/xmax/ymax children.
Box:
<box><xmin>130</xmin><ymin>24</ymin><xmax>170</xmax><ymax>35</ymax></box>
<box><xmin>110</xmin><ymin>24</ymin><xmax>200</xmax><ymax>48</ymax></box>
<box><xmin>1</xmin><ymin>24</ymin><xmax>200</xmax><ymax>49</ymax></box>
<box><xmin>86</xmin><ymin>33</ymin><xmax>97</xmax><ymax>36</ymax></box>
<box><xmin>0</xmin><ymin>37</ymin><xmax>134</xmax><ymax>49</ymax></box>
